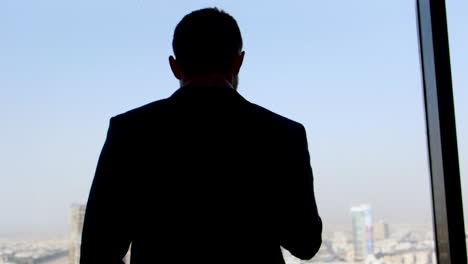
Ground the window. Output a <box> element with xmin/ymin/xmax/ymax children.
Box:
<box><xmin>417</xmin><ymin>0</ymin><xmax>466</xmax><ymax>262</ymax></box>
<box><xmin>2</xmin><ymin>1</ymin><xmax>461</xmax><ymax>263</ymax></box>
<box><xmin>446</xmin><ymin>0</ymin><xmax>468</xmax><ymax>260</ymax></box>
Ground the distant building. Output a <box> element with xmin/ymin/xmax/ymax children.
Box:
<box><xmin>69</xmin><ymin>204</ymin><xmax>86</xmax><ymax>264</ymax></box>
<box><xmin>374</xmin><ymin>220</ymin><xmax>390</xmax><ymax>240</ymax></box>
<box><xmin>351</xmin><ymin>204</ymin><xmax>374</xmax><ymax>261</ymax></box>
<box><xmin>124</xmin><ymin>244</ymin><xmax>131</xmax><ymax>263</ymax></box>
<box><xmin>332</xmin><ymin>231</ymin><xmax>347</xmax><ymax>244</ymax></box>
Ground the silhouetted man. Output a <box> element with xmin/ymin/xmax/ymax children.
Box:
<box><xmin>80</xmin><ymin>7</ymin><xmax>322</xmax><ymax>264</ymax></box>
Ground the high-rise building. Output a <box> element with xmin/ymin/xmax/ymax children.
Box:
<box><xmin>374</xmin><ymin>219</ymin><xmax>390</xmax><ymax>240</ymax></box>
<box><xmin>69</xmin><ymin>203</ymin><xmax>86</xmax><ymax>264</ymax></box>
<box><xmin>351</xmin><ymin>204</ymin><xmax>373</xmax><ymax>261</ymax></box>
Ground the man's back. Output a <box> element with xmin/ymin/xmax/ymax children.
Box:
<box><xmin>80</xmin><ymin>85</ymin><xmax>322</xmax><ymax>264</ymax></box>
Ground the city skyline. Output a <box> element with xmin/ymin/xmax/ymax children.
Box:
<box><xmin>0</xmin><ymin>202</ymin><xmax>437</xmax><ymax>264</ymax></box>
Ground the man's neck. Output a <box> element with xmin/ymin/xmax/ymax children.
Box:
<box><xmin>180</xmin><ymin>76</ymin><xmax>235</xmax><ymax>90</ymax></box>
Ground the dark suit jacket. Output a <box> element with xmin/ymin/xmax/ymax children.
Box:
<box><xmin>80</xmin><ymin>85</ymin><xmax>322</xmax><ymax>264</ymax></box>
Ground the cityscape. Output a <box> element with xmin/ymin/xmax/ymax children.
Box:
<box><xmin>0</xmin><ymin>204</ymin><xmax>443</xmax><ymax>264</ymax></box>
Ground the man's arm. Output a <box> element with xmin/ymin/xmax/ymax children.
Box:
<box><xmin>80</xmin><ymin>118</ymin><xmax>132</xmax><ymax>264</ymax></box>
<box><xmin>279</xmin><ymin>124</ymin><xmax>322</xmax><ymax>260</ymax></box>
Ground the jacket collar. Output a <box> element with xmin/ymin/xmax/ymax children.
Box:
<box><xmin>169</xmin><ymin>84</ymin><xmax>246</xmax><ymax>104</ymax></box>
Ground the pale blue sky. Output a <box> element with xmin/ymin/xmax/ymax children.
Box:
<box><xmin>0</xmin><ymin>0</ymin><xmax>466</xmax><ymax>235</ymax></box>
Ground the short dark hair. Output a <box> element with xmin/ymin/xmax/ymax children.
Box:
<box><xmin>172</xmin><ymin>8</ymin><xmax>243</xmax><ymax>76</ymax></box>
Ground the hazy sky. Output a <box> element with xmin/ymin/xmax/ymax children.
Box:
<box><xmin>1</xmin><ymin>0</ymin><xmax>466</xmax><ymax>235</ymax></box>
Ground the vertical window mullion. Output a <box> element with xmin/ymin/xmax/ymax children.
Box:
<box><xmin>417</xmin><ymin>0</ymin><xmax>466</xmax><ymax>263</ymax></box>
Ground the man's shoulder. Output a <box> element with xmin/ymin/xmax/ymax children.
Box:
<box><xmin>110</xmin><ymin>98</ymin><xmax>171</xmax><ymax>125</ymax></box>
<box><xmin>246</xmin><ymin>101</ymin><xmax>304</xmax><ymax>132</ymax></box>
<box><xmin>108</xmin><ymin>96</ymin><xmax>305</xmax><ymax>134</ymax></box>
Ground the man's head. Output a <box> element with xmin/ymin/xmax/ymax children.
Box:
<box><xmin>169</xmin><ymin>8</ymin><xmax>244</xmax><ymax>89</ymax></box>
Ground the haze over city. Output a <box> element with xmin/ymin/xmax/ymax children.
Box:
<box><xmin>0</xmin><ymin>0</ymin><xmax>466</xmax><ymax>236</ymax></box>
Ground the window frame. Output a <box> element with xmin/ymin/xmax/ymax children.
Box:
<box><xmin>416</xmin><ymin>0</ymin><xmax>466</xmax><ymax>263</ymax></box>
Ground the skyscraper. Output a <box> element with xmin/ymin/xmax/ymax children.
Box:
<box><xmin>351</xmin><ymin>204</ymin><xmax>373</xmax><ymax>261</ymax></box>
<box><xmin>69</xmin><ymin>203</ymin><xmax>86</xmax><ymax>264</ymax></box>
<box><xmin>374</xmin><ymin>219</ymin><xmax>390</xmax><ymax>240</ymax></box>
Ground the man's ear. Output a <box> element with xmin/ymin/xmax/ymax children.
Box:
<box><xmin>232</xmin><ymin>51</ymin><xmax>245</xmax><ymax>76</ymax></box>
<box><xmin>169</xmin><ymin>56</ymin><xmax>182</xmax><ymax>80</ymax></box>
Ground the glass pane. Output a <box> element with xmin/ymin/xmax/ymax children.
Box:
<box><xmin>0</xmin><ymin>1</ymin><xmax>436</xmax><ymax>263</ymax></box>
<box><xmin>446</xmin><ymin>0</ymin><xmax>468</xmax><ymax>258</ymax></box>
